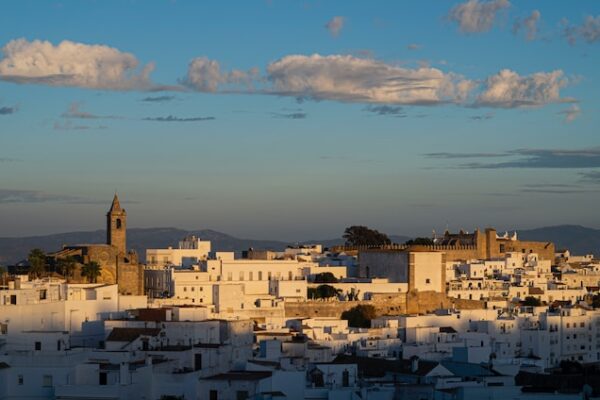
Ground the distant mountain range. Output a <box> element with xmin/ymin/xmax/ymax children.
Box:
<box><xmin>0</xmin><ymin>225</ymin><xmax>598</xmax><ymax>265</ymax></box>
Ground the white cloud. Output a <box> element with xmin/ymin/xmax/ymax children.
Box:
<box><xmin>447</xmin><ymin>0</ymin><xmax>510</xmax><ymax>33</ymax></box>
<box><xmin>0</xmin><ymin>38</ymin><xmax>154</xmax><ymax>90</ymax></box>
<box><xmin>183</xmin><ymin>57</ymin><xmax>258</xmax><ymax>92</ymax></box>
<box><xmin>265</xmin><ymin>54</ymin><xmax>475</xmax><ymax>105</ymax></box>
<box><xmin>476</xmin><ymin>69</ymin><xmax>570</xmax><ymax>108</ymax></box>
<box><xmin>325</xmin><ymin>16</ymin><xmax>345</xmax><ymax>37</ymax></box>
<box><xmin>513</xmin><ymin>10</ymin><xmax>540</xmax><ymax>41</ymax></box>
<box><xmin>558</xmin><ymin>104</ymin><xmax>581</xmax><ymax>122</ymax></box>
<box><xmin>182</xmin><ymin>53</ymin><xmax>573</xmax><ymax>110</ymax></box>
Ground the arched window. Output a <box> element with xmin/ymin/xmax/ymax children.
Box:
<box><xmin>116</xmin><ymin>219</ymin><xmax>122</xmax><ymax>229</ymax></box>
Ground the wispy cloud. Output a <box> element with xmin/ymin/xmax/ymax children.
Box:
<box><xmin>447</xmin><ymin>0</ymin><xmax>510</xmax><ymax>34</ymax></box>
<box><xmin>271</xmin><ymin>111</ymin><xmax>307</xmax><ymax>119</ymax></box>
<box><xmin>0</xmin><ymin>157</ymin><xmax>21</xmax><ymax>163</ymax></box>
<box><xmin>141</xmin><ymin>95</ymin><xmax>176</xmax><ymax>102</ymax></box>
<box><xmin>520</xmin><ymin>188</ymin><xmax>600</xmax><ymax>194</ymax></box>
<box><xmin>580</xmin><ymin>171</ymin><xmax>600</xmax><ymax>184</ymax></box>
<box><xmin>364</xmin><ymin>105</ymin><xmax>405</xmax><ymax>117</ymax></box>
<box><xmin>407</xmin><ymin>44</ymin><xmax>422</xmax><ymax>51</ymax></box>
<box><xmin>0</xmin><ymin>105</ymin><xmax>17</xmax><ymax>115</ymax></box>
<box><xmin>325</xmin><ymin>16</ymin><xmax>345</xmax><ymax>37</ymax></box>
<box><xmin>438</xmin><ymin>147</ymin><xmax>600</xmax><ymax>169</ymax></box>
<box><xmin>557</xmin><ymin>104</ymin><xmax>581</xmax><ymax>122</ymax></box>
<box><xmin>0</xmin><ymin>189</ymin><xmax>107</xmax><ymax>204</ymax></box>
<box><xmin>61</xmin><ymin>102</ymin><xmax>121</xmax><ymax>119</ymax></box>
<box><xmin>53</xmin><ymin>120</ymin><xmax>106</xmax><ymax>131</ymax></box>
<box><xmin>512</xmin><ymin>10</ymin><xmax>541</xmax><ymax>41</ymax></box>
<box><xmin>562</xmin><ymin>15</ymin><xmax>600</xmax><ymax>45</ymax></box>
<box><xmin>470</xmin><ymin>112</ymin><xmax>494</xmax><ymax>120</ymax></box>
<box><xmin>424</xmin><ymin>152</ymin><xmax>508</xmax><ymax>159</ymax></box>
<box><xmin>526</xmin><ymin>183</ymin><xmax>580</xmax><ymax>189</ymax></box>
<box><xmin>143</xmin><ymin>115</ymin><xmax>215</xmax><ymax>122</ymax></box>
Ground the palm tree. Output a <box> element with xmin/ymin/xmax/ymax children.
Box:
<box><xmin>81</xmin><ymin>261</ymin><xmax>102</xmax><ymax>283</ymax></box>
<box><xmin>57</xmin><ymin>256</ymin><xmax>77</xmax><ymax>282</ymax></box>
<box><xmin>28</xmin><ymin>248</ymin><xmax>47</xmax><ymax>279</ymax></box>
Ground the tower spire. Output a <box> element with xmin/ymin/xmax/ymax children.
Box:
<box><xmin>109</xmin><ymin>193</ymin><xmax>123</xmax><ymax>213</ymax></box>
<box><xmin>107</xmin><ymin>193</ymin><xmax>127</xmax><ymax>255</ymax></box>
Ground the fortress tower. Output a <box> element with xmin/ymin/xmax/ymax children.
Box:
<box><xmin>107</xmin><ymin>193</ymin><xmax>127</xmax><ymax>256</ymax></box>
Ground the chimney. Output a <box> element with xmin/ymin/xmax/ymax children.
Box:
<box><xmin>411</xmin><ymin>356</ymin><xmax>419</xmax><ymax>373</ymax></box>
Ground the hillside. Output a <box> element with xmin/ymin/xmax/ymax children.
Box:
<box><xmin>1</xmin><ymin>225</ymin><xmax>597</xmax><ymax>265</ymax></box>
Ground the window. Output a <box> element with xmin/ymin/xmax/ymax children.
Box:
<box><xmin>236</xmin><ymin>391</ymin><xmax>249</xmax><ymax>400</ymax></box>
<box><xmin>99</xmin><ymin>372</ymin><xmax>107</xmax><ymax>385</ymax></box>
<box><xmin>17</xmin><ymin>375</ymin><xmax>23</xmax><ymax>385</ymax></box>
<box><xmin>35</xmin><ymin>341</ymin><xmax>41</xmax><ymax>351</ymax></box>
<box><xmin>42</xmin><ymin>375</ymin><xmax>53</xmax><ymax>387</ymax></box>
<box><xmin>116</xmin><ymin>219</ymin><xmax>122</xmax><ymax>229</ymax></box>
<box><xmin>210</xmin><ymin>390</ymin><xmax>218</xmax><ymax>400</ymax></box>
<box><xmin>227</xmin><ymin>272</ymin><xmax>232</xmax><ymax>281</ymax></box>
<box><xmin>249</xmin><ymin>272</ymin><xmax>253</xmax><ymax>281</ymax></box>
<box><xmin>425</xmin><ymin>279</ymin><xmax>431</xmax><ymax>284</ymax></box>
<box><xmin>258</xmin><ymin>271</ymin><xmax>263</xmax><ymax>280</ymax></box>
<box><xmin>288</xmin><ymin>271</ymin><xmax>293</xmax><ymax>280</ymax></box>
<box><xmin>239</xmin><ymin>272</ymin><xmax>244</xmax><ymax>281</ymax></box>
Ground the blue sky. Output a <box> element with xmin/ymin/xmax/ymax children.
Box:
<box><xmin>0</xmin><ymin>0</ymin><xmax>599</xmax><ymax>240</ymax></box>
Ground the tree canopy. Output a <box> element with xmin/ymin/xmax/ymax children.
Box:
<box><xmin>342</xmin><ymin>225</ymin><xmax>391</xmax><ymax>247</ymax></box>
<box><xmin>405</xmin><ymin>237</ymin><xmax>434</xmax><ymax>246</ymax></box>
<box><xmin>313</xmin><ymin>272</ymin><xmax>338</xmax><ymax>283</ymax></box>
<box><xmin>27</xmin><ymin>248</ymin><xmax>47</xmax><ymax>279</ymax></box>
<box><xmin>57</xmin><ymin>256</ymin><xmax>78</xmax><ymax>281</ymax></box>
<box><xmin>81</xmin><ymin>261</ymin><xmax>102</xmax><ymax>283</ymax></box>
<box><xmin>308</xmin><ymin>284</ymin><xmax>341</xmax><ymax>299</ymax></box>
<box><xmin>341</xmin><ymin>304</ymin><xmax>377</xmax><ymax>328</ymax></box>
<box><xmin>522</xmin><ymin>296</ymin><xmax>542</xmax><ymax>307</ymax></box>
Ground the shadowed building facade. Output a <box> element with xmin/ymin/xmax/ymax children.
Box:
<box><xmin>49</xmin><ymin>194</ymin><xmax>144</xmax><ymax>295</ymax></box>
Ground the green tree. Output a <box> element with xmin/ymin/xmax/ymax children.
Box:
<box><xmin>343</xmin><ymin>226</ymin><xmax>391</xmax><ymax>247</ymax></box>
<box><xmin>522</xmin><ymin>296</ymin><xmax>542</xmax><ymax>307</ymax></box>
<box><xmin>308</xmin><ymin>284</ymin><xmax>341</xmax><ymax>299</ymax></box>
<box><xmin>313</xmin><ymin>272</ymin><xmax>338</xmax><ymax>283</ymax></box>
<box><xmin>405</xmin><ymin>237</ymin><xmax>434</xmax><ymax>246</ymax></box>
<box><xmin>341</xmin><ymin>304</ymin><xmax>377</xmax><ymax>328</ymax></box>
<box><xmin>57</xmin><ymin>256</ymin><xmax>78</xmax><ymax>282</ymax></box>
<box><xmin>81</xmin><ymin>261</ymin><xmax>102</xmax><ymax>283</ymax></box>
<box><xmin>27</xmin><ymin>248</ymin><xmax>47</xmax><ymax>279</ymax></box>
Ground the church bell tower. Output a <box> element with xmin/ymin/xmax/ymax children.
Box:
<box><xmin>107</xmin><ymin>193</ymin><xmax>127</xmax><ymax>256</ymax></box>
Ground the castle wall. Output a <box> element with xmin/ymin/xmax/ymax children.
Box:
<box><xmin>283</xmin><ymin>291</ymin><xmax>485</xmax><ymax>319</ymax></box>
